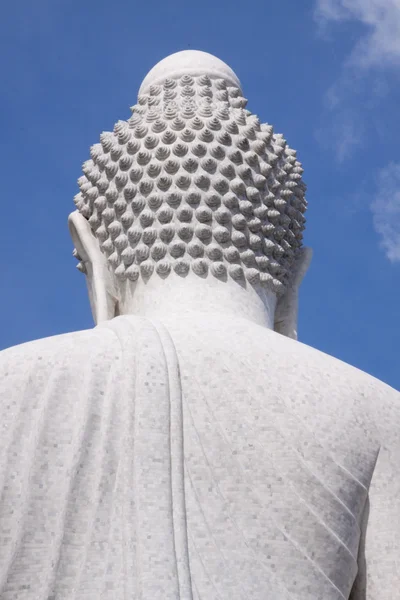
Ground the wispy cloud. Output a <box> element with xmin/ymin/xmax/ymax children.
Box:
<box><xmin>371</xmin><ymin>162</ymin><xmax>400</xmax><ymax>262</ymax></box>
<box><xmin>314</xmin><ymin>0</ymin><xmax>400</xmax><ymax>161</ymax></box>
<box><xmin>314</xmin><ymin>1</ymin><xmax>400</xmax><ymax>262</ymax></box>
<box><xmin>315</xmin><ymin>0</ymin><xmax>400</xmax><ymax>69</ymax></box>
<box><xmin>314</xmin><ymin>110</ymin><xmax>363</xmax><ymax>162</ymax></box>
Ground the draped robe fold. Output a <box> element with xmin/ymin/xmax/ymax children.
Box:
<box><xmin>0</xmin><ymin>314</ymin><xmax>392</xmax><ymax>599</ymax></box>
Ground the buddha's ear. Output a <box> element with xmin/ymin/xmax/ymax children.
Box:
<box><xmin>68</xmin><ymin>211</ymin><xmax>118</xmax><ymax>324</ymax></box>
<box><xmin>273</xmin><ymin>247</ymin><xmax>312</xmax><ymax>340</ymax></box>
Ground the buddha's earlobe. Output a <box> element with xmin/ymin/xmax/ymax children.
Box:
<box><xmin>273</xmin><ymin>247</ymin><xmax>312</xmax><ymax>340</ymax></box>
<box><xmin>68</xmin><ymin>211</ymin><xmax>118</xmax><ymax>324</ymax></box>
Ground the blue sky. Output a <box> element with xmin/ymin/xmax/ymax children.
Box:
<box><xmin>0</xmin><ymin>0</ymin><xmax>399</xmax><ymax>389</ymax></box>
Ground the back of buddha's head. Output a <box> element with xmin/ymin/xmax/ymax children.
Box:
<box><xmin>73</xmin><ymin>50</ymin><xmax>307</xmax><ymax>297</ymax></box>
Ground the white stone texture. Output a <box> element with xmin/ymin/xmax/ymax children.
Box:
<box><xmin>0</xmin><ymin>50</ymin><xmax>399</xmax><ymax>600</ymax></box>
<box><xmin>0</xmin><ymin>313</ymin><xmax>399</xmax><ymax>599</ymax></box>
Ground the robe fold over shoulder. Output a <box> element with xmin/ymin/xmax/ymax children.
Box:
<box><xmin>0</xmin><ymin>313</ymin><xmax>392</xmax><ymax>600</ymax></box>
<box><xmin>0</xmin><ymin>316</ymin><xmax>192</xmax><ymax>600</ymax></box>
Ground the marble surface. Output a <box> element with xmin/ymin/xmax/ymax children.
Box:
<box><xmin>0</xmin><ymin>50</ymin><xmax>399</xmax><ymax>599</ymax></box>
<box><xmin>0</xmin><ymin>313</ymin><xmax>399</xmax><ymax>599</ymax></box>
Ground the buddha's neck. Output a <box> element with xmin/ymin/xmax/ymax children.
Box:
<box><xmin>117</xmin><ymin>272</ymin><xmax>277</xmax><ymax>329</ymax></box>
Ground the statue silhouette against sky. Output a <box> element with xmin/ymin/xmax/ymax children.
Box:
<box><xmin>0</xmin><ymin>50</ymin><xmax>398</xmax><ymax>600</ymax></box>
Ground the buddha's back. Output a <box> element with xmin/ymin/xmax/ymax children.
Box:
<box><xmin>0</xmin><ymin>314</ymin><xmax>398</xmax><ymax>599</ymax></box>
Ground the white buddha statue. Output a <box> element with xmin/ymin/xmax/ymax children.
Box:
<box><xmin>0</xmin><ymin>50</ymin><xmax>399</xmax><ymax>600</ymax></box>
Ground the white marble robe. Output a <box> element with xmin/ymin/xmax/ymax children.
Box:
<box><xmin>0</xmin><ymin>314</ymin><xmax>399</xmax><ymax>599</ymax></box>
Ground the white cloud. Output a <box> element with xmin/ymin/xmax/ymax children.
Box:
<box><xmin>314</xmin><ymin>0</ymin><xmax>400</xmax><ymax>261</ymax></box>
<box><xmin>371</xmin><ymin>162</ymin><xmax>400</xmax><ymax>262</ymax></box>
<box><xmin>315</xmin><ymin>0</ymin><xmax>400</xmax><ymax>68</ymax></box>
<box><xmin>314</xmin><ymin>111</ymin><xmax>362</xmax><ymax>162</ymax></box>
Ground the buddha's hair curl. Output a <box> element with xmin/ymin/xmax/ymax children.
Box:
<box><xmin>74</xmin><ymin>75</ymin><xmax>307</xmax><ymax>295</ymax></box>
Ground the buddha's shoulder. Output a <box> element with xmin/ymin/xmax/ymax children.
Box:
<box><xmin>0</xmin><ymin>325</ymin><xmax>121</xmax><ymax>377</ymax></box>
<box><xmin>167</xmin><ymin>312</ymin><xmax>399</xmax><ymax>407</ymax></box>
<box><xmin>201</xmin><ymin>314</ymin><xmax>400</xmax><ymax>439</ymax></box>
<box><xmin>251</xmin><ymin>318</ymin><xmax>400</xmax><ymax>437</ymax></box>
<box><xmin>273</xmin><ymin>327</ymin><xmax>396</xmax><ymax>396</ymax></box>
<box><xmin>261</xmin><ymin>318</ymin><xmax>398</xmax><ymax>405</ymax></box>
